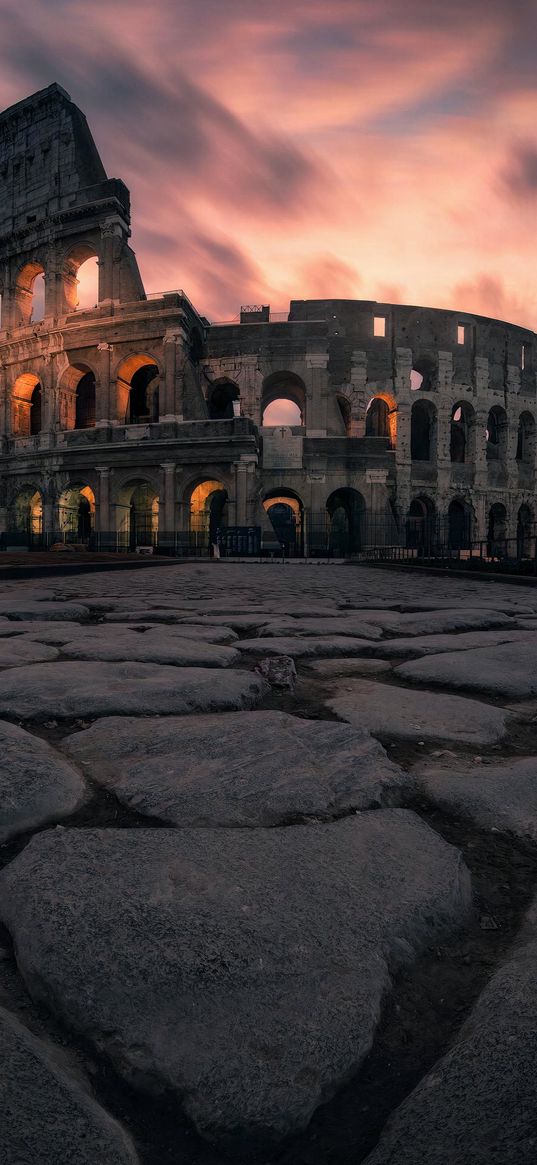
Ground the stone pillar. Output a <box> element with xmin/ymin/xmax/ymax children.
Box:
<box><xmin>305</xmin><ymin>346</ymin><xmax>329</xmax><ymax>435</ymax></box>
<box><xmin>159</xmin><ymin>462</ymin><xmax>177</xmax><ymax>540</ymax></box>
<box><xmin>99</xmin><ymin>221</ymin><xmax>120</xmax><ymax>303</ymax></box>
<box><xmin>349</xmin><ymin>351</ymin><xmax>367</xmax><ymax>435</ymax></box>
<box><xmin>96</xmin><ymin>466</ymin><xmax>111</xmax><ymax>540</ymax></box>
<box><xmin>162</xmin><ymin>332</ymin><xmax>180</xmax><ymax>421</ymax></box>
<box><xmin>96</xmin><ymin>343</ymin><xmax>113</xmax><ymax>425</ymax></box>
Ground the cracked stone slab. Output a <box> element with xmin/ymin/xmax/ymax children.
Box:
<box><xmin>237</xmin><ymin>636</ymin><xmax>374</xmax><ymax>658</ymax></box>
<box><xmin>304</xmin><ymin>658</ymin><xmax>393</xmax><ymax>677</ymax></box>
<box><xmin>61</xmin><ymin>711</ymin><xmax>407</xmax><ymax>827</ymax></box>
<box><xmin>0</xmin><ymin>815</ymin><xmax>472</xmax><ymax>1145</ymax></box>
<box><xmin>358</xmin><ymin>609</ymin><xmax>514</xmax><ymax>636</ymax></box>
<box><xmin>0</xmin><ymin>1006</ymin><xmax>139</xmax><ymax>1165</ymax></box>
<box><xmin>364</xmin><ymin>938</ymin><xmax>537</xmax><ymax>1165</ymax></box>
<box><xmin>327</xmin><ymin>679</ymin><xmax>508</xmax><ymax>746</ymax></box>
<box><xmin>369</xmin><ymin>629</ymin><xmax>532</xmax><ymax>660</ymax></box>
<box><xmin>395</xmin><ymin>642</ymin><xmax>537</xmax><ymax>699</ymax></box>
<box><xmin>0</xmin><ymin>720</ymin><xmax>89</xmax><ymax>842</ymax></box>
<box><xmin>0</xmin><ymin>601</ymin><xmax>90</xmax><ymax>621</ymax></box>
<box><xmin>0</xmin><ymin>638</ymin><xmax>59</xmax><ymax>668</ymax></box>
<box><xmin>0</xmin><ymin>662</ymin><xmax>269</xmax><ymax>720</ymax></box>
<box><xmin>0</xmin><ymin>620</ymin><xmax>84</xmax><ymax>641</ymax></box>
<box><xmin>258</xmin><ymin>619</ymin><xmax>385</xmax><ymax>640</ymax></box>
<box><xmin>59</xmin><ymin>631</ymin><xmax>239</xmax><ymax>668</ymax></box>
<box><xmin>24</xmin><ymin>623</ymin><xmax>238</xmax><ymax>646</ymax></box>
<box><xmin>414</xmin><ymin>756</ymin><xmax>537</xmax><ymax>841</ymax></box>
<box><xmin>104</xmin><ymin>611</ymin><xmax>272</xmax><ymax>631</ymax></box>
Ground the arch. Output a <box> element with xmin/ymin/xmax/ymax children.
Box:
<box><xmin>450</xmin><ymin>401</ymin><xmax>475</xmax><ymax>464</ymax></box>
<box><xmin>61</xmin><ymin>243</ymin><xmax>99</xmax><ymax>312</ymax></box>
<box><xmin>336</xmin><ymin>394</ymin><xmax>352</xmax><ymax>436</ymax></box>
<box><xmin>14</xmin><ymin>261</ymin><xmax>45</xmax><ymax>326</ymax></box>
<box><xmin>115</xmin><ymin>353</ymin><xmax>160</xmax><ymax>424</ymax></box>
<box><xmin>188</xmin><ymin>478</ymin><xmax>228</xmax><ymax>549</ymax></box>
<box><xmin>410</xmin><ymin>356</ymin><xmax>437</xmax><ymax>392</ymax></box>
<box><xmin>486</xmin><ymin>405</ymin><xmax>508</xmax><ymax>462</ymax></box>
<box><xmin>516</xmin><ymin>411</ymin><xmax>535</xmax><ymax>463</ymax></box>
<box><xmin>448</xmin><ymin>498</ymin><xmax>472</xmax><ymax>550</ymax></box>
<box><xmin>487</xmin><ymin>502</ymin><xmax>507</xmax><ymax>557</ymax></box>
<box><xmin>411</xmin><ymin>399</ymin><xmax>436</xmax><ymax>461</ymax></box>
<box><xmin>115</xmin><ymin>479</ymin><xmax>159</xmax><ymax>550</ymax></box>
<box><xmin>207</xmin><ymin>379</ymin><xmax>240</xmax><ymax>420</ymax></box>
<box><xmin>11</xmin><ymin>373</ymin><xmax>42</xmax><ymax>437</ymax></box>
<box><xmin>517</xmin><ymin>503</ymin><xmax>534</xmax><ymax>559</ymax></box>
<box><xmin>406</xmin><ymin>496</ymin><xmax>436</xmax><ymax>551</ymax></box>
<box><xmin>9</xmin><ymin>487</ymin><xmax>43</xmax><ymax>537</ymax></box>
<box><xmin>365</xmin><ymin>393</ymin><xmax>397</xmax><ymax>445</ymax></box>
<box><xmin>326</xmin><ymin>488</ymin><xmax>365</xmax><ymax>555</ymax></box>
<box><xmin>59</xmin><ymin>363</ymin><xmax>97</xmax><ymax>430</ymax></box>
<box><xmin>58</xmin><ymin>484</ymin><xmax>96</xmax><ymax>542</ymax></box>
<box><xmin>261</xmin><ymin>372</ymin><xmax>306</xmax><ymax>427</ymax></box>
<box><xmin>263</xmin><ymin>488</ymin><xmax>304</xmax><ymax>554</ymax></box>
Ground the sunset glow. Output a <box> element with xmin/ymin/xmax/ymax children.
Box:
<box><xmin>1</xmin><ymin>0</ymin><xmax>536</xmax><ymax>326</ymax></box>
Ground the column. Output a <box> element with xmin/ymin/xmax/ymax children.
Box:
<box><xmin>96</xmin><ymin>466</ymin><xmax>111</xmax><ymax>545</ymax></box>
<box><xmin>159</xmin><ymin>462</ymin><xmax>177</xmax><ymax>545</ymax></box>
<box><xmin>305</xmin><ymin>345</ymin><xmax>329</xmax><ymax>435</ymax></box>
<box><xmin>96</xmin><ymin>343</ymin><xmax>113</xmax><ymax>425</ymax></box>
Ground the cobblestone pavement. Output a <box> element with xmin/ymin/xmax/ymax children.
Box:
<box><xmin>2</xmin><ymin>561</ymin><xmax>537</xmax><ymax>1164</ymax></box>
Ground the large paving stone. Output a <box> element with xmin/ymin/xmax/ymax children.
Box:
<box><xmin>396</xmin><ymin>641</ymin><xmax>537</xmax><ymax>699</ymax></box>
<box><xmin>238</xmin><ymin>636</ymin><xmax>374</xmax><ymax>658</ymax></box>
<box><xmin>0</xmin><ymin>662</ymin><xmax>269</xmax><ymax>720</ymax></box>
<box><xmin>0</xmin><ymin>620</ymin><xmax>84</xmax><ymax>640</ymax></box>
<box><xmin>60</xmin><ymin>631</ymin><xmax>239</xmax><ymax>668</ymax></box>
<box><xmin>0</xmin><ymin>720</ymin><xmax>88</xmax><ymax>842</ymax></box>
<box><xmin>327</xmin><ymin>679</ymin><xmax>508</xmax><ymax>745</ymax></box>
<box><xmin>414</xmin><ymin>757</ymin><xmax>537</xmax><ymax>841</ymax></box>
<box><xmin>62</xmin><ymin>711</ymin><xmax>407</xmax><ymax>826</ymax></box>
<box><xmin>364</xmin><ymin>939</ymin><xmax>537</xmax><ymax>1165</ymax></box>
<box><xmin>369</xmin><ymin>629</ymin><xmax>531</xmax><ymax>660</ymax></box>
<box><xmin>0</xmin><ymin>601</ymin><xmax>90</xmax><ymax>621</ymax></box>
<box><xmin>0</xmin><ymin>638</ymin><xmax>59</xmax><ymax>667</ymax></box>
<box><xmin>361</xmin><ymin>609</ymin><xmax>513</xmax><ymax>635</ymax></box>
<box><xmin>258</xmin><ymin>618</ymin><xmax>385</xmax><ymax>640</ymax></box>
<box><xmin>105</xmin><ymin>611</ymin><xmax>272</xmax><ymax>631</ymax></box>
<box><xmin>0</xmin><ymin>1006</ymin><xmax>140</xmax><ymax>1164</ymax></box>
<box><xmin>25</xmin><ymin>623</ymin><xmax>238</xmax><ymax>646</ymax></box>
<box><xmin>305</xmin><ymin>658</ymin><xmax>393</xmax><ymax>677</ymax></box>
<box><xmin>0</xmin><ymin>815</ymin><xmax>472</xmax><ymax>1145</ymax></box>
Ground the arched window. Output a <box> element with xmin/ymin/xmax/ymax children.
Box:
<box><xmin>326</xmin><ymin>488</ymin><xmax>365</xmax><ymax>554</ymax></box>
<box><xmin>487</xmin><ymin>503</ymin><xmax>507</xmax><ymax>557</ymax></box>
<box><xmin>410</xmin><ymin>358</ymin><xmax>436</xmax><ymax>392</ymax></box>
<box><xmin>516</xmin><ymin>412</ymin><xmax>535</xmax><ymax>463</ymax></box>
<box><xmin>75</xmin><ymin>372</ymin><xmax>96</xmax><ymax>429</ymax></box>
<box><xmin>261</xmin><ymin>372</ymin><xmax>306</xmax><ymax>427</ymax></box>
<box><xmin>62</xmin><ymin>245</ymin><xmax>99</xmax><ymax>313</ymax></box>
<box><xmin>366</xmin><ymin>398</ymin><xmax>389</xmax><ymax>438</ymax></box>
<box><xmin>263</xmin><ymin>489</ymin><xmax>304</xmax><ymax>555</ymax></box>
<box><xmin>406</xmin><ymin>497</ymin><xmax>435</xmax><ymax>551</ymax></box>
<box><xmin>207</xmin><ymin>380</ymin><xmax>240</xmax><ymax>420</ymax></box>
<box><xmin>116</xmin><ymin>480</ymin><xmax>159</xmax><ymax>550</ymax></box>
<box><xmin>411</xmin><ymin>400</ymin><xmax>436</xmax><ymax>461</ymax></box>
<box><xmin>11</xmin><ymin>374</ymin><xmax>43</xmax><ymax>437</ymax></box>
<box><xmin>115</xmin><ymin>355</ymin><xmax>160</xmax><ymax>425</ymax></box>
<box><xmin>450</xmin><ymin>402</ymin><xmax>475</xmax><ymax>464</ymax></box>
<box><xmin>486</xmin><ymin>406</ymin><xmax>508</xmax><ymax>462</ymax></box>
<box><xmin>448</xmin><ymin>499</ymin><xmax>471</xmax><ymax>549</ymax></box>
<box><xmin>29</xmin><ymin>383</ymin><xmax>42</xmax><ymax>434</ymax></box>
<box><xmin>14</xmin><ymin>262</ymin><xmax>46</xmax><ymax>327</ymax></box>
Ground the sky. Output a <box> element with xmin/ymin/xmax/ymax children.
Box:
<box><xmin>1</xmin><ymin>0</ymin><xmax>536</xmax><ymax>327</ymax></box>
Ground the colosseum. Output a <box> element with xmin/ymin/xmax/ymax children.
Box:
<box><xmin>0</xmin><ymin>82</ymin><xmax>535</xmax><ymax>559</ymax></box>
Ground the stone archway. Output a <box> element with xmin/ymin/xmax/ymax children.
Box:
<box><xmin>326</xmin><ymin>488</ymin><xmax>365</xmax><ymax>555</ymax></box>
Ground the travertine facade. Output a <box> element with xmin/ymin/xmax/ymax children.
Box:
<box><xmin>1</xmin><ymin>84</ymin><xmax>535</xmax><ymax>556</ymax></box>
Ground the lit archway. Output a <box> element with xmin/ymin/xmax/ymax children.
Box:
<box><xmin>10</xmin><ymin>488</ymin><xmax>43</xmax><ymax>536</ymax></box>
<box><xmin>14</xmin><ymin>262</ymin><xmax>45</xmax><ymax>327</ymax></box>
<box><xmin>115</xmin><ymin>354</ymin><xmax>160</xmax><ymax>424</ymax></box>
<box><xmin>188</xmin><ymin>479</ymin><xmax>228</xmax><ymax>548</ymax></box>
<box><xmin>263</xmin><ymin>489</ymin><xmax>303</xmax><ymax>554</ymax></box>
<box><xmin>62</xmin><ymin>245</ymin><xmax>99</xmax><ymax>313</ymax></box>
<box><xmin>11</xmin><ymin>373</ymin><xmax>42</xmax><ymax>437</ymax></box>
<box><xmin>59</xmin><ymin>364</ymin><xmax>97</xmax><ymax>430</ymax></box>
<box><xmin>58</xmin><ymin>485</ymin><xmax>95</xmax><ymax>542</ymax></box>
<box><xmin>365</xmin><ymin>394</ymin><xmax>397</xmax><ymax>446</ymax></box>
